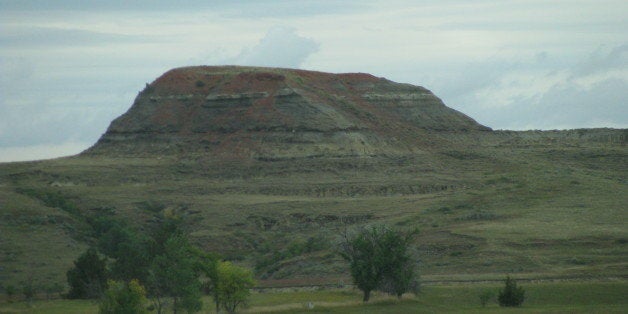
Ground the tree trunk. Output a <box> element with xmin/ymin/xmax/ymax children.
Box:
<box><xmin>363</xmin><ymin>289</ymin><xmax>371</xmax><ymax>302</ymax></box>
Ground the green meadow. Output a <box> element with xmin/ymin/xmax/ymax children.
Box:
<box><xmin>1</xmin><ymin>281</ymin><xmax>626</xmax><ymax>313</ymax></box>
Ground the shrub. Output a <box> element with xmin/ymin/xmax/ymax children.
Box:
<box><xmin>66</xmin><ymin>248</ymin><xmax>108</xmax><ymax>299</ymax></box>
<box><xmin>21</xmin><ymin>281</ymin><xmax>36</xmax><ymax>302</ymax></box>
<box><xmin>99</xmin><ymin>280</ymin><xmax>148</xmax><ymax>314</ymax></box>
<box><xmin>5</xmin><ymin>284</ymin><xmax>16</xmax><ymax>301</ymax></box>
<box><xmin>498</xmin><ymin>276</ymin><xmax>525</xmax><ymax>307</ymax></box>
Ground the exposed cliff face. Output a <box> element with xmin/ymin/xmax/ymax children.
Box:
<box><xmin>86</xmin><ymin>66</ymin><xmax>490</xmax><ymax>158</ymax></box>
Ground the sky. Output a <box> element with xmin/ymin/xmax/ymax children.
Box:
<box><xmin>1</xmin><ymin>0</ymin><xmax>626</xmax><ymax>162</ymax></box>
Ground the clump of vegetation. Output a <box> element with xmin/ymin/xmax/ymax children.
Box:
<box><xmin>66</xmin><ymin>247</ymin><xmax>108</xmax><ymax>299</ymax></box>
<box><xmin>339</xmin><ymin>225</ymin><xmax>418</xmax><ymax>302</ymax></box>
<box><xmin>255</xmin><ymin>235</ymin><xmax>328</xmax><ymax>278</ymax></box>
<box><xmin>498</xmin><ymin>276</ymin><xmax>525</xmax><ymax>307</ymax></box>
<box><xmin>21</xmin><ymin>280</ymin><xmax>36</xmax><ymax>303</ymax></box>
<box><xmin>479</xmin><ymin>289</ymin><xmax>494</xmax><ymax>307</ymax></box>
<box><xmin>15</xmin><ymin>188</ymin><xmax>81</xmax><ymax>217</ymax></box>
<box><xmin>63</xmin><ymin>214</ymin><xmax>255</xmax><ymax>314</ymax></box>
<box><xmin>99</xmin><ymin>279</ymin><xmax>148</xmax><ymax>314</ymax></box>
<box><xmin>147</xmin><ymin>233</ymin><xmax>203</xmax><ymax>314</ymax></box>
<box><xmin>44</xmin><ymin>282</ymin><xmax>64</xmax><ymax>300</ymax></box>
<box><xmin>4</xmin><ymin>284</ymin><xmax>16</xmax><ymax>302</ymax></box>
<box><xmin>212</xmin><ymin>261</ymin><xmax>256</xmax><ymax>314</ymax></box>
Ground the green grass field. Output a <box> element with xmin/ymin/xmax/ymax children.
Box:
<box><xmin>1</xmin><ymin>281</ymin><xmax>626</xmax><ymax>313</ymax></box>
<box><xmin>0</xmin><ymin>130</ymin><xmax>626</xmax><ymax>305</ymax></box>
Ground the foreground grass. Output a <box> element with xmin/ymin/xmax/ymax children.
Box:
<box><xmin>258</xmin><ymin>281</ymin><xmax>628</xmax><ymax>313</ymax></box>
<box><xmin>2</xmin><ymin>281</ymin><xmax>625</xmax><ymax>313</ymax></box>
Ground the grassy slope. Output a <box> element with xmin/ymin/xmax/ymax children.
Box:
<box><xmin>0</xmin><ymin>135</ymin><xmax>626</xmax><ymax>289</ymax></box>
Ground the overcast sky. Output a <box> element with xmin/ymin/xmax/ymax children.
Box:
<box><xmin>1</xmin><ymin>0</ymin><xmax>626</xmax><ymax>162</ymax></box>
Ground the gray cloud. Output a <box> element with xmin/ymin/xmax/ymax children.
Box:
<box><xmin>572</xmin><ymin>44</ymin><xmax>628</xmax><ymax>77</ymax></box>
<box><xmin>229</xmin><ymin>26</ymin><xmax>319</xmax><ymax>68</ymax></box>
<box><xmin>482</xmin><ymin>78</ymin><xmax>628</xmax><ymax>130</ymax></box>
<box><xmin>0</xmin><ymin>0</ymin><xmax>365</xmax><ymax>17</ymax></box>
<box><xmin>439</xmin><ymin>44</ymin><xmax>628</xmax><ymax>130</ymax></box>
<box><xmin>0</xmin><ymin>27</ymin><xmax>150</xmax><ymax>48</ymax></box>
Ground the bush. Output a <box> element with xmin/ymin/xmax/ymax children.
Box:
<box><xmin>99</xmin><ymin>280</ymin><xmax>148</xmax><ymax>314</ymax></box>
<box><xmin>5</xmin><ymin>284</ymin><xmax>16</xmax><ymax>301</ymax></box>
<box><xmin>66</xmin><ymin>248</ymin><xmax>108</xmax><ymax>299</ymax></box>
<box><xmin>498</xmin><ymin>276</ymin><xmax>525</xmax><ymax>307</ymax></box>
<box><xmin>21</xmin><ymin>281</ymin><xmax>36</xmax><ymax>302</ymax></box>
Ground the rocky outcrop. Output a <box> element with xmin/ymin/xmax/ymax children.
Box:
<box><xmin>86</xmin><ymin>66</ymin><xmax>490</xmax><ymax>158</ymax></box>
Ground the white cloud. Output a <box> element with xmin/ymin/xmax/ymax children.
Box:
<box><xmin>229</xmin><ymin>26</ymin><xmax>319</xmax><ymax>68</ymax></box>
<box><xmin>447</xmin><ymin>44</ymin><xmax>628</xmax><ymax>130</ymax></box>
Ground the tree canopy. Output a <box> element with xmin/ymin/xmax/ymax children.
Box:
<box><xmin>66</xmin><ymin>247</ymin><xmax>108</xmax><ymax>299</ymax></box>
<box><xmin>340</xmin><ymin>225</ymin><xmax>418</xmax><ymax>301</ymax></box>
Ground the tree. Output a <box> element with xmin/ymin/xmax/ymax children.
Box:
<box><xmin>99</xmin><ymin>223</ymin><xmax>151</xmax><ymax>284</ymax></box>
<box><xmin>99</xmin><ymin>279</ymin><xmax>148</xmax><ymax>314</ymax></box>
<box><xmin>498</xmin><ymin>276</ymin><xmax>525</xmax><ymax>307</ymax></box>
<box><xmin>339</xmin><ymin>225</ymin><xmax>417</xmax><ymax>302</ymax></box>
<box><xmin>147</xmin><ymin>234</ymin><xmax>202</xmax><ymax>314</ymax></box>
<box><xmin>213</xmin><ymin>261</ymin><xmax>256</xmax><ymax>314</ymax></box>
<box><xmin>66</xmin><ymin>247</ymin><xmax>108</xmax><ymax>299</ymax></box>
<box><xmin>377</xmin><ymin>228</ymin><xmax>416</xmax><ymax>298</ymax></box>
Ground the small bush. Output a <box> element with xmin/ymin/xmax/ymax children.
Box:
<box><xmin>5</xmin><ymin>284</ymin><xmax>16</xmax><ymax>301</ymax></box>
<box><xmin>44</xmin><ymin>282</ymin><xmax>64</xmax><ymax>300</ymax></box>
<box><xmin>479</xmin><ymin>289</ymin><xmax>494</xmax><ymax>307</ymax></box>
<box><xmin>498</xmin><ymin>276</ymin><xmax>525</xmax><ymax>307</ymax></box>
<box><xmin>22</xmin><ymin>281</ymin><xmax>36</xmax><ymax>302</ymax></box>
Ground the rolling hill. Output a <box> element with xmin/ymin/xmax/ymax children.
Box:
<box><xmin>0</xmin><ymin>66</ymin><xmax>626</xmax><ymax>289</ymax></box>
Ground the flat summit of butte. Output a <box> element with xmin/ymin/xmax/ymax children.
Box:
<box><xmin>87</xmin><ymin>66</ymin><xmax>491</xmax><ymax>159</ymax></box>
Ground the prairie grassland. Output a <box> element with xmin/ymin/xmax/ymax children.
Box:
<box><xmin>0</xmin><ymin>138</ymin><xmax>626</xmax><ymax>287</ymax></box>
<box><xmin>0</xmin><ymin>281</ymin><xmax>625</xmax><ymax>313</ymax></box>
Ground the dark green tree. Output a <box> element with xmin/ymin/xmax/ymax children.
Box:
<box><xmin>66</xmin><ymin>247</ymin><xmax>108</xmax><ymax>299</ymax></box>
<box><xmin>148</xmin><ymin>234</ymin><xmax>202</xmax><ymax>314</ymax></box>
<box><xmin>498</xmin><ymin>276</ymin><xmax>525</xmax><ymax>307</ymax></box>
<box><xmin>377</xmin><ymin>228</ymin><xmax>416</xmax><ymax>298</ymax></box>
<box><xmin>98</xmin><ymin>222</ymin><xmax>151</xmax><ymax>283</ymax></box>
<box><xmin>340</xmin><ymin>225</ymin><xmax>417</xmax><ymax>302</ymax></box>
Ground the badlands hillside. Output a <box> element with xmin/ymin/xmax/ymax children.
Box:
<box><xmin>0</xmin><ymin>66</ymin><xmax>626</xmax><ymax>288</ymax></box>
